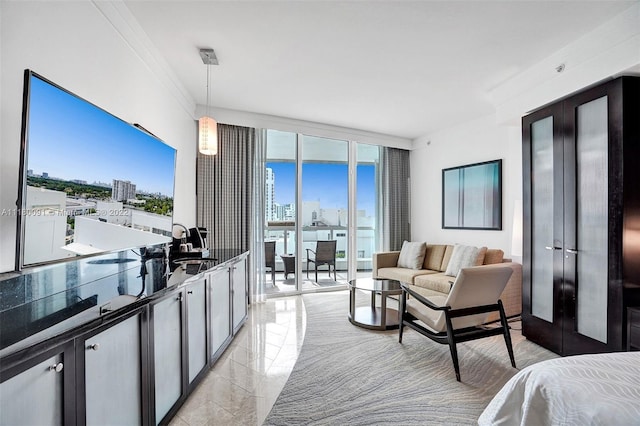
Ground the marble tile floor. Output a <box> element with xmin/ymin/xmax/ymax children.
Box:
<box><xmin>169</xmin><ymin>296</ymin><xmax>306</xmax><ymax>426</ymax></box>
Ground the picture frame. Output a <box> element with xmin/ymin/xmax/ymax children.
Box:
<box><xmin>442</xmin><ymin>159</ymin><xmax>502</xmax><ymax>230</ymax></box>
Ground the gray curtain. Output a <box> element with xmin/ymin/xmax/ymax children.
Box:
<box><xmin>251</xmin><ymin>129</ymin><xmax>267</xmax><ymax>303</ymax></box>
<box><xmin>381</xmin><ymin>147</ymin><xmax>411</xmax><ymax>251</ymax></box>
<box><xmin>196</xmin><ymin>123</ymin><xmax>268</xmax><ymax>303</ymax></box>
<box><xmin>197</xmin><ymin>123</ymin><xmax>254</xmax><ymax>251</ymax></box>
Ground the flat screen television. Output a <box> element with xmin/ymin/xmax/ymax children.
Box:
<box><xmin>16</xmin><ymin>70</ymin><xmax>177</xmax><ymax>270</ymax></box>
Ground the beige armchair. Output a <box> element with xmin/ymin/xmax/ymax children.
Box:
<box><xmin>399</xmin><ymin>266</ymin><xmax>516</xmax><ymax>382</ymax></box>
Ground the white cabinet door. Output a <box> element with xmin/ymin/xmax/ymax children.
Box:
<box><xmin>85</xmin><ymin>314</ymin><xmax>142</xmax><ymax>425</ymax></box>
<box><xmin>0</xmin><ymin>352</ymin><xmax>65</xmax><ymax>425</ymax></box>
<box><xmin>186</xmin><ymin>277</ymin><xmax>207</xmax><ymax>383</ymax></box>
<box><xmin>153</xmin><ymin>293</ymin><xmax>183</xmax><ymax>424</ymax></box>
<box><xmin>232</xmin><ymin>257</ymin><xmax>247</xmax><ymax>332</ymax></box>
<box><xmin>208</xmin><ymin>267</ymin><xmax>231</xmax><ymax>358</ymax></box>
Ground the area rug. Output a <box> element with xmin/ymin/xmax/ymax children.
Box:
<box><xmin>263</xmin><ymin>291</ymin><xmax>557</xmax><ymax>425</ymax></box>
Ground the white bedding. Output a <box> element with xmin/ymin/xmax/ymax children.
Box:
<box><xmin>478</xmin><ymin>352</ymin><xmax>640</xmax><ymax>425</ymax></box>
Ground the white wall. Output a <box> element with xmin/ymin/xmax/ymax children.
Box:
<box><xmin>410</xmin><ymin>3</ymin><xmax>640</xmax><ymax>258</ymax></box>
<box><xmin>410</xmin><ymin>115</ymin><xmax>521</xmax><ymax>256</ymax></box>
<box><xmin>490</xmin><ymin>2</ymin><xmax>640</xmax><ymax>125</ymax></box>
<box><xmin>0</xmin><ymin>2</ymin><xmax>197</xmax><ymax>272</ymax></box>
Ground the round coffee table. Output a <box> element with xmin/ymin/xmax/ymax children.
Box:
<box><xmin>347</xmin><ymin>278</ymin><xmax>403</xmax><ymax>330</ymax></box>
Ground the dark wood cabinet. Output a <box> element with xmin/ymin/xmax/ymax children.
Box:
<box><xmin>627</xmin><ymin>307</ymin><xmax>640</xmax><ymax>351</ymax></box>
<box><xmin>151</xmin><ymin>292</ymin><xmax>184</xmax><ymax>425</ymax></box>
<box><xmin>231</xmin><ymin>257</ymin><xmax>248</xmax><ymax>333</ymax></box>
<box><xmin>0</xmin><ymin>341</ymin><xmax>74</xmax><ymax>425</ymax></box>
<box><xmin>186</xmin><ymin>276</ymin><xmax>208</xmax><ymax>385</ymax></box>
<box><xmin>0</xmin><ymin>251</ymin><xmax>249</xmax><ymax>426</ymax></box>
<box><xmin>522</xmin><ymin>76</ymin><xmax>640</xmax><ymax>356</ymax></box>
<box><xmin>82</xmin><ymin>311</ymin><xmax>145</xmax><ymax>426</ymax></box>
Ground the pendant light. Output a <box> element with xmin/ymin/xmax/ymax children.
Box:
<box><xmin>199</xmin><ymin>48</ymin><xmax>218</xmax><ymax>156</ymax></box>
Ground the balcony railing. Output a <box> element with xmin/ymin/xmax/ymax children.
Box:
<box><xmin>265</xmin><ymin>222</ymin><xmax>375</xmax><ymax>273</ymax></box>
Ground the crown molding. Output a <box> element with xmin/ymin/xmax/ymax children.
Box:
<box><xmin>196</xmin><ymin>105</ymin><xmax>413</xmax><ymax>150</ymax></box>
<box><xmin>92</xmin><ymin>0</ymin><xmax>196</xmax><ymax>118</ymax></box>
<box><xmin>488</xmin><ymin>3</ymin><xmax>640</xmax><ymax>125</ymax></box>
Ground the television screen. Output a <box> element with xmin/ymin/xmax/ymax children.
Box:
<box><xmin>17</xmin><ymin>70</ymin><xmax>176</xmax><ymax>269</ymax></box>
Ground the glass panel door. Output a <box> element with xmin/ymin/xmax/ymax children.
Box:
<box><xmin>523</xmin><ymin>104</ymin><xmax>564</xmax><ymax>355</ymax></box>
<box><xmin>301</xmin><ymin>135</ymin><xmax>348</xmax><ymax>289</ymax></box>
<box><xmin>264</xmin><ymin>131</ymin><xmax>384</xmax><ymax>296</ymax></box>
<box><xmin>356</xmin><ymin>143</ymin><xmax>380</xmax><ymax>278</ymax></box>
<box><xmin>575</xmin><ymin>96</ymin><xmax>608</xmax><ymax>343</ymax></box>
<box><xmin>265</xmin><ymin>130</ymin><xmax>297</xmax><ymax>295</ymax></box>
<box><xmin>531</xmin><ymin>116</ymin><xmax>555</xmax><ymax>322</ymax></box>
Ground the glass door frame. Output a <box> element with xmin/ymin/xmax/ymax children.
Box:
<box><xmin>294</xmin><ymin>134</ymin><xmax>350</xmax><ymax>293</ymax></box>
<box><xmin>265</xmin><ymin>134</ymin><xmax>368</xmax><ymax>297</ymax></box>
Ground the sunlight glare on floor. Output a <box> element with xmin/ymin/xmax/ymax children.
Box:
<box><xmin>169</xmin><ymin>296</ymin><xmax>306</xmax><ymax>426</ymax></box>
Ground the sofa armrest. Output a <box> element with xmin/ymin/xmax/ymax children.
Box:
<box><xmin>372</xmin><ymin>251</ymin><xmax>400</xmax><ymax>278</ymax></box>
<box><xmin>480</xmin><ymin>261</ymin><xmax>522</xmax><ymax>321</ymax></box>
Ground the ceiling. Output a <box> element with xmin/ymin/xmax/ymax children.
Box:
<box><xmin>124</xmin><ymin>1</ymin><xmax>636</xmax><ymax>140</ymax></box>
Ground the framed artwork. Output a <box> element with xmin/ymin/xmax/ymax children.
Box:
<box><xmin>442</xmin><ymin>159</ymin><xmax>502</xmax><ymax>230</ymax></box>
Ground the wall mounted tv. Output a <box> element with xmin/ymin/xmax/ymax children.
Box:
<box><xmin>16</xmin><ymin>70</ymin><xmax>177</xmax><ymax>270</ymax></box>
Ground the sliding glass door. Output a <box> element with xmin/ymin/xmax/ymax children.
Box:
<box><xmin>265</xmin><ymin>130</ymin><xmax>297</xmax><ymax>295</ymax></box>
<box><xmin>264</xmin><ymin>131</ymin><xmax>381</xmax><ymax>295</ymax></box>
<box><xmin>355</xmin><ymin>143</ymin><xmax>380</xmax><ymax>278</ymax></box>
<box><xmin>301</xmin><ymin>135</ymin><xmax>349</xmax><ymax>290</ymax></box>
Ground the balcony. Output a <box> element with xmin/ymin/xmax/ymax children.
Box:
<box><xmin>264</xmin><ymin>222</ymin><xmax>374</xmax><ymax>295</ymax></box>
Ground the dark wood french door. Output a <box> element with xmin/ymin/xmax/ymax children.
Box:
<box><xmin>523</xmin><ymin>79</ymin><xmax>626</xmax><ymax>356</ymax></box>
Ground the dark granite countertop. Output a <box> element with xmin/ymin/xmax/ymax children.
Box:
<box><xmin>0</xmin><ymin>247</ymin><xmax>248</xmax><ymax>359</ymax></box>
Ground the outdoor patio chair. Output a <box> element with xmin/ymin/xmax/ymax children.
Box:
<box><xmin>306</xmin><ymin>240</ymin><xmax>337</xmax><ymax>282</ymax></box>
<box><xmin>264</xmin><ymin>241</ymin><xmax>276</xmax><ymax>286</ymax></box>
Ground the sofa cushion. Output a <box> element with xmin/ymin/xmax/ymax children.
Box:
<box><xmin>397</xmin><ymin>241</ymin><xmax>427</xmax><ymax>269</ymax></box>
<box><xmin>440</xmin><ymin>245</ymin><xmax>454</xmax><ymax>272</ymax></box>
<box><xmin>475</xmin><ymin>246</ymin><xmax>488</xmax><ymax>265</ymax></box>
<box><xmin>408</xmin><ymin>284</ymin><xmax>446</xmax><ymax>299</ymax></box>
<box><xmin>423</xmin><ymin>244</ymin><xmax>446</xmax><ymax>270</ymax></box>
<box><xmin>377</xmin><ymin>267</ymin><xmax>436</xmax><ymax>284</ymax></box>
<box><xmin>483</xmin><ymin>249</ymin><xmax>504</xmax><ymax>265</ymax></box>
<box><xmin>414</xmin><ymin>273</ymin><xmax>455</xmax><ymax>294</ymax></box>
<box><xmin>444</xmin><ymin>245</ymin><xmax>481</xmax><ymax>277</ymax></box>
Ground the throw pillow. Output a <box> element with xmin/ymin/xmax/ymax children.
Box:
<box><xmin>484</xmin><ymin>249</ymin><xmax>504</xmax><ymax>265</ymax></box>
<box><xmin>444</xmin><ymin>244</ymin><xmax>480</xmax><ymax>277</ymax></box>
<box><xmin>397</xmin><ymin>241</ymin><xmax>427</xmax><ymax>270</ymax></box>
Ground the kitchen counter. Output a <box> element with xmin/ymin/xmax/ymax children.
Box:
<box><xmin>0</xmin><ymin>246</ymin><xmax>247</xmax><ymax>359</ymax></box>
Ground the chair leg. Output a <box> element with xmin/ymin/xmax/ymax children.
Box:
<box><xmin>306</xmin><ymin>259</ymin><xmax>309</xmax><ymax>279</ymax></box>
<box><xmin>498</xmin><ymin>300</ymin><xmax>516</xmax><ymax>368</ymax></box>
<box><xmin>271</xmin><ymin>269</ymin><xmax>275</xmax><ymax>286</ymax></box>
<box><xmin>444</xmin><ymin>312</ymin><xmax>461</xmax><ymax>382</ymax></box>
<box><xmin>315</xmin><ymin>265</ymin><xmax>318</xmax><ymax>283</ymax></box>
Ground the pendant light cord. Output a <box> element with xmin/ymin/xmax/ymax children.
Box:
<box><xmin>206</xmin><ymin>59</ymin><xmax>211</xmax><ymax>117</ymax></box>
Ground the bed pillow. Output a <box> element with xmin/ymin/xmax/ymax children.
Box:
<box><xmin>444</xmin><ymin>244</ymin><xmax>480</xmax><ymax>277</ymax></box>
<box><xmin>397</xmin><ymin>241</ymin><xmax>427</xmax><ymax>270</ymax></box>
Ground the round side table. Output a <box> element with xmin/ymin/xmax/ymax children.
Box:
<box><xmin>347</xmin><ymin>278</ymin><xmax>403</xmax><ymax>330</ymax></box>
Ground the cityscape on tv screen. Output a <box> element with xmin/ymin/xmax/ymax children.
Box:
<box><xmin>27</xmin><ymin>75</ymin><xmax>175</xmax><ymax>200</ymax></box>
<box><xmin>21</xmin><ymin>73</ymin><xmax>176</xmax><ymax>265</ymax></box>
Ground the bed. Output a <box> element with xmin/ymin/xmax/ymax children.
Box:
<box><xmin>478</xmin><ymin>352</ymin><xmax>640</xmax><ymax>425</ymax></box>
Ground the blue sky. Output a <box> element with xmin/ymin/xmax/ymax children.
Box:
<box><xmin>26</xmin><ymin>75</ymin><xmax>176</xmax><ymax>196</ymax></box>
<box><xmin>267</xmin><ymin>162</ymin><xmax>376</xmax><ymax>215</ymax></box>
